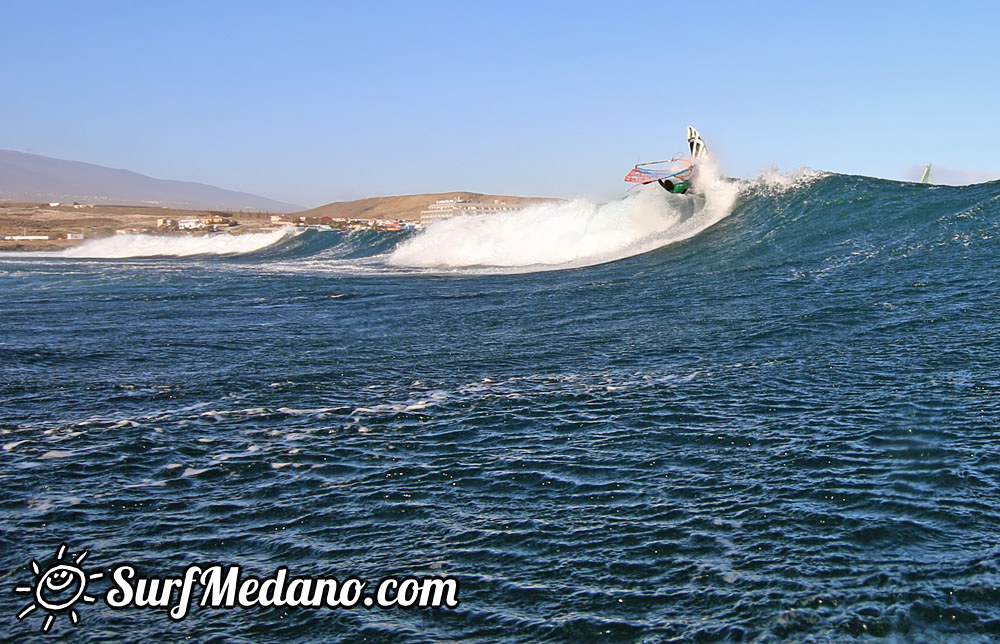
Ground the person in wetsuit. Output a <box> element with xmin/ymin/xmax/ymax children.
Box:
<box><xmin>658</xmin><ymin>178</ymin><xmax>691</xmax><ymax>194</ymax></box>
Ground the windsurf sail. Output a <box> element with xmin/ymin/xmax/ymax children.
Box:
<box><xmin>624</xmin><ymin>156</ymin><xmax>694</xmax><ymax>184</ymax></box>
<box><xmin>687</xmin><ymin>126</ymin><xmax>708</xmax><ymax>159</ymax></box>
<box><xmin>920</xmin><ymin>163</ymin><xmax>933</xmax><ymax>184</ymax></box>
<box><xmin>624</xmin><ymin>126</ymin><xmax>707</xmax><ymax>184</ymax></box>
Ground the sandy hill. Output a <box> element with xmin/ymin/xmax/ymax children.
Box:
<box><xmin>296</xmin><ymin>192</ymin><xmax>561</xmax><ymax>222</ymax></box>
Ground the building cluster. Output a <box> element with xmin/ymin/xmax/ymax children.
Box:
<box><xmin>3</xmin><ymin>197</ymin><xmax>529</xmax><ymax>244</ymax></box>
<box><xmin>155</xmin><ymin>213</ymin><xmax>239</xmax><ymax>232</ymax></box>
<box><xmin>268</xmin><ymin>214</ymin><xmax>416</xmax><ymax>232</ymax></box>
<box><xmin>419</xmin><ymin>199</ymin><xmax>520</xmax><ymax>226</ymax></box>
<box><xmin>269</xmin><ymin>214</ymin><xmax>334</xmax><ymax>226</ymax></box>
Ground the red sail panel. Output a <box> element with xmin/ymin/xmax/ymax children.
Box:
<box><xmin>624</xmin><ymin>167</ymin><xmax>658</xmax><ymax>184</ymax></box>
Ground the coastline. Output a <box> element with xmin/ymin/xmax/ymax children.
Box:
<box><xmin>0</xmin><ymin>202</ymin><xmax>285</xmax><ymax>252</ymax></box>
<box><xmin>1</xmin><ymin>192</ymin><xmax>559</xmax><ymax>252</ymax></box>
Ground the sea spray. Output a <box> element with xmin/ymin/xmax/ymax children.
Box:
<box><xmin>60</xmin><ymin>228</ymin><xmax>299</xmax><ymax>259</ymax></box>
<box><xmin>739</xmin><ymin>166</ymin><xmax>829</xmax><ymax>197</ymax></box>
<box><xmin>389</xmin><ymin>158</ymin><xmax>740</xmax><ymax>272</ymax></box>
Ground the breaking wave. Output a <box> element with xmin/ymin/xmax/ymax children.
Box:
<box><xmin>389</xmin><ymin>158</ymin><xmax>740</xmax><ymax>271</ymax></box>
<box><xmin>8</xmin><ymin>164</ymin><xmax>991</xmax><ymax>278</ymax></box>
<box><xmin>58</xmin><ymin>227</ymin><xmax>298</xmax><ymax>258</ymax></box>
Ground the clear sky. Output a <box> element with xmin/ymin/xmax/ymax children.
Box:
<box><xmin>2</xmin><ymin>0</ymin><xmax>998</xmax><ymax>207</ymax></box>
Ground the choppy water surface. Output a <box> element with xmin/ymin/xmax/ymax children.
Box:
<box><xmin>2</xmin><ymin>174</ymin><xmax>1000</xmax><ymax>642</ymax></box>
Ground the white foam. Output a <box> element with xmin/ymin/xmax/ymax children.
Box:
<box><xmin>389</xmin><ymin>159</ymin><xmax>739</xmax><ymax>272</ymax></box>
<box><xmin>742</xmin><ymin>166</ymin><xmax>828</xmax><ymax>196</ymax></box>
<box><xmin>59</xmin><ymin>228</ymin><xmax>297</xmax><ymax>258</ymax></box>
<box><xmin>39</xmin><ymin>450</ymin><xmax>74</xmax><ymax>459</ymax></box>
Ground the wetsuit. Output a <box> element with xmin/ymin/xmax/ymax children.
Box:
<box><xmin>659</xmin><ymin>179</ymin><xmax>691</xmax><ymax>194</ymax></box>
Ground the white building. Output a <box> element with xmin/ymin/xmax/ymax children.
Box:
<box><xmin>419</xmin><ymin>199</ymin><xmax>520</xmax><ymax>226</ymax></box>
<box><xmin>178</xmin><ymin>219</ymin><xmax>205</xmax><ymax>230</ymax></box>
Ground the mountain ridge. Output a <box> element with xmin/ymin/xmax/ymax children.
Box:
<box><xmin>0</xmin><ymin>149</ymin><xmax>303</xmax><ymax>212</ymax></box>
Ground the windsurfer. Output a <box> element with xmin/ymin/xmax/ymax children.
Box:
<box><xmin>658</xmin><ymin>178</ymin><xmax>691</xmax><ymax>194</ymax></box>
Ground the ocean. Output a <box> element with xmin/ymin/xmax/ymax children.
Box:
<box><xmin>2</xmin><ymin>169</ymin><xmax>999</xmax><ymax>642</ymax></box>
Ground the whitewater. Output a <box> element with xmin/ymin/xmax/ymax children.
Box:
<box><xmin>29</xmin><ymin>158</ymin><xmax>746</xmax><ymax>272</ymax></box>
<box><xmin>388</xmin><ymin>158</ymin><xmax>739</xmax><ymax>271</ymax></box>
<box><xmin>59</xmin><ymin>227</ymin><xmax>299</xmax><ymax>258</ymax></box>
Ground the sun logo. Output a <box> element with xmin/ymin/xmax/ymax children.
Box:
<box><xmin>14</xmin><ymin>544</ymin><xmax>103</xmax><ymax>633</ymax></box>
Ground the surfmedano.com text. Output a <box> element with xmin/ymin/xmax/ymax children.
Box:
<box><xmin>106</xmin><ymin>564</ymin><xmax>460</xmax><ymax>620</ymax></box>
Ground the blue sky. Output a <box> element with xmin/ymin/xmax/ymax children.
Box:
<box><xmin>2</xmin><ymin>0</ymin><xmax>998</xmax><ymax>206</ymax></box>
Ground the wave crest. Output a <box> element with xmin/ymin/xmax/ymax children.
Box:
<box><xmin>739</xmin><ymin>166</ymin><xmax>829</xmax><ymax>197</ymax></box>
<box><xmin>60</xmin><ymin>228</ymin><xmax>298</xmax><ymax>258</ymax></box>
<box><xmin>389</xmin><ymin>159</ymin><xmax>738</xmax><ymax>272</ymax></box>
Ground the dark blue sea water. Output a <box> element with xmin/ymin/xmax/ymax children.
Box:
<box><xmin>2</xmin><ymin>173</ymin><xmax>1000</xmax><ymax>642</ymax></box>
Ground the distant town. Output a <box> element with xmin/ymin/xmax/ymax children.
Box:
<box><xmin>0</xmin><ymin>195</ymin><xmax>553</xmax><ymax>251</ymax></box>
<box><xmin>0</xmin><ymin>151</ymin><xmax>562</xmax><ymax>250</ymax></box>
